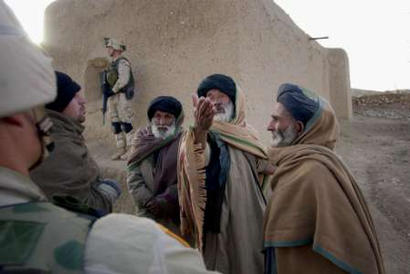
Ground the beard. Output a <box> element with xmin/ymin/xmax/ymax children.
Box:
<box><xmin>78</xmin><ymin>107</ymin><xmax>86</xmax><ymax>123</ymax></box>
<box><xmin>271</xmin><ymin>123</ymin><xmax>298</xmax><ymax>147</ymax></box>
<box><xmin>77</xmin><ymin>113</ymin><xmax>86</xmax><ymax>123</ymax></box>
<box><xmin>151</xmin><ymin>122</ymin><xmax>176</xmax><ymax>139</ymax></box>
<box><xmin>78</xmin><ymin>116</ymin><xmax>86</xmax><ymax>123</ymax></box>
<box><xmin>213</xmin><ymin>101</ymin><xmax>234</xmax><ymax>122</ymax></box>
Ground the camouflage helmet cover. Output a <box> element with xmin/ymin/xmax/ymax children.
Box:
<box><xmin>104</xmin><ymin>37</ymin><xmax>126</xmax><ymax>51</ymax></box>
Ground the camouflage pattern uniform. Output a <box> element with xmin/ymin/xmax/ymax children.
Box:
<box><xmin>0</xmin><ymin>167</ymin><xmax>220</xmax><ymax>274</ymax></box>
<box><xmin>105</xmin><ymin>38</ymin><xmax>135</xmax><ymax>160</ymax></box>
<box><xmin>0</xmin><ymin>167</ymin><xmax>94</xmax><ymax>273</ymax></box>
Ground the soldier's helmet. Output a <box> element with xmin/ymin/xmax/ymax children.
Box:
<box><xmin>104</xmin><ymin>37</ymin><xmax>126</xmax><ymax>52</ymax></box>
<box><xmin>0</xmin><ymin>1</ymin><xmax>56</xmax><ymax>118</ymax></box>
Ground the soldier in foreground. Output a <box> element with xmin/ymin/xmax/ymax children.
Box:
<box><xmin>103</xmin><ymin>37</ymin><xmax>135</xmax><ymax>160</ymax></box>
<box><xmin>0</xmin><ymin>3</ymin><xmax>219</xmax><ymax>273</ymax></box>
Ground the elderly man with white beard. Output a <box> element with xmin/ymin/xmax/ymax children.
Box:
<box><xmin>127</xmin><ymin>96</ymin><xmax>185</xmax><ymax>238</ymax></box>
<box><xmin>178</xmin><ymin>74</ymin><xmax>275</xmax><ymax>274</ymax></box>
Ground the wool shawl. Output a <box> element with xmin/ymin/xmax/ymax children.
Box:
<box><xmin>127</xmin><ymin>111</ymin><xmax>184</xmax><ymax>168</ymax></box>
<box><xmin>127</xmin><ymin>112</ymin><xmax>184</xmax><ymax>198</ymax></box>
<box><xmin>178</xmin><ymin>87</ymin><xmax>268</xmax><ymax>249</ymax></box>
<box><xmin>264</xmin><ymin>97</ymin><xmax>385</xmax><ymax>273</ymax></box>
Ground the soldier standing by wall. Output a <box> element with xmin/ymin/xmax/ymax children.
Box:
<box><xmin>104</xmin><ymin>37</ymin><xmax>135</xmax><ymax>160</ymax></box>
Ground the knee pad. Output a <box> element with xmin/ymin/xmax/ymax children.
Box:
<box><xmin>121</xmin><ymin>122</ymin><xmax>133</xmax><ymax>133</ymax></box>
<box><xmin>111</xmin><ymin>122</ymin><xmax>122</xmax><ymax>134</ymax></box>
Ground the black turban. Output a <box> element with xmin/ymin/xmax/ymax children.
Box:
<box><xmin>197</xmin><ymin>74</ymin><xmax>236</xmax><ymax>104</ymax></box>
<box><xmin>147</xmin><ymin>96</ymin><xmax>183</xmax><ymax>120</ymax></box>
<box><xmin>276</xmin><ymin>83</ymin><xmax>320</xmax><ymax>127</ymax></box>
<box><xmin>46</xmin><ymin>71</ymin><xmax>81</xmax><ymax>112</ymax></box>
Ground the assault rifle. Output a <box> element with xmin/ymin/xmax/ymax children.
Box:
<box><xmin>99</xmin><ymin>70</ymin><xmax>114</xmax><ymax>125</ymax></box>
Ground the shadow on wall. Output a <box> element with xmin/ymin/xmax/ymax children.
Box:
<box><xmin>84</xmin><ymin>57</ymin><xmax>108</xmax><ymax>104</ymax></box>
<box><xmin>83</xmin><ymin>57</ymin><xmax>112</xmax><ymax>143</ymax></box>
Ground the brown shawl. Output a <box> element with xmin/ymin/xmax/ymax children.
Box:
<box><xmin>127</xmin><ymin>112</ymin><xmax>184</xmax><ymax>197</ymax></box>
<box><xmin>178</xmin><ymin>87</ymin><xmax>268</xmax><ymax>249</ymax></box>
<box><xmin>264</xmin><ymin>99</ymin><xmax>385</xmax><ymax>273</ymax></box>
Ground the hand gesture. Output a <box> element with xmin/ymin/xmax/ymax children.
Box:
<box><xmin>192</xmin><ymin>94</ymin><xmax>215</xmax><ymax>132</ymax></box>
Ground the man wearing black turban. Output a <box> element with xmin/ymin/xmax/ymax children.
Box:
<box><xmin>178</xmin><ymin>74</ymin><xmax>274</xmax><ymax>274</ymax></box>
<box><xmin>127</xmin><ymin>96</ymin><xmax>185</xmax><ymax>238</ymax></box>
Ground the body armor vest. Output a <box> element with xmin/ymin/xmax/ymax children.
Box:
<box><xmin>106</xmin><ymin>57</ymin><xmax>135</xmax><ymax>100</ymax></box>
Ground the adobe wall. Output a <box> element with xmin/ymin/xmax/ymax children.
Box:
<box><xmin>328</xmin><ymin>48</ymin><xmax>353</xmax><ymax>119</ymax></box>
<box><xmin>43</xmin><ymin>0</ymin><xmax>352</xmax><ymax>144</ymax></box>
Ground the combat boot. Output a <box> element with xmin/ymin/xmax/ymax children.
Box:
<box><xmin>111</xmin><ymin>147</ymin><xmax>126</xmax><ymax>160</ymax></box>
<box><xmin>120</xmin><ymin>147</ymin><xmax>132</xmax><ymax>161</ymax></box>
<box><xmin>120</xmin><ymin>130</ymin><xmax>135</xmax><ymax>161</ymax></box>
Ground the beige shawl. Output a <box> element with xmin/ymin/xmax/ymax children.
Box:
<box><xmin>264</xmin><ymin>100</ymin><xmax>385</xmax><ymax>273</ymax></box>
<box><xmin>178</xmin><ymin>87</ymin><xmax>268</xmax><ymax>249</ymax></box>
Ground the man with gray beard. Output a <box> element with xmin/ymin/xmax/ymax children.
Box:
<box><xmin>178</xmin><ymin>74</ymin><xmax>275</xmax><ymax>274</ymax></box>
<box><xmin>269</xmin><ymin>106</ymin><xmax>299</xmax><ymax>147</ymax></box>
<box><xmin>264</xmin><ymin>83</ymin><xmax>385</xmax><ymax>274</ymax></box>
<box><xmin>127</xmin><ymin>96</ymin><xmax>184</xmax><ymax>237</ymax></box>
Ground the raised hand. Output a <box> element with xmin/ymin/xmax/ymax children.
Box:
<box><xmin>192</xmin><ymin>94</ymin><xmax>216</xmax><ymax>145</ymax></box>
<box><xmin>193</xmin><ymin>94</ymin><xmax>215</xmax><ymax>132</ymax></box>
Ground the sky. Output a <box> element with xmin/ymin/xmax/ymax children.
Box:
<box><xmin>4</xmin><ymin>0</ymin><xmax>55</xmax><ymax>42</ymax></box>
<box><xmin>4</xmin><ymin>0</ymin><xmax>410</xmax><ymax>91</ymax></box>
<box><xmin>275</xmin><ymin>0</ymin><xmax>410</xmax><ymax>91</ymax></box>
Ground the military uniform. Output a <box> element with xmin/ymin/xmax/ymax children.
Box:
<box><xmin>0</xmin><ymin>167</ymin><xmax>219</xmax><ymax>274</ymax></box>
<box><xmin>105</xmin><ymin>38</ymin><xmax>135</xmax><ymax>160</ymax></box>
<box><xmin>0</xmin><ymin>167</ymin><xmax>92</xmax><ymax>273</ymax></box>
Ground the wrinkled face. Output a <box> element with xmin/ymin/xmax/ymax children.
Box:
<box><xmin>267</xmin><ymin>102</ymin><xmax>299</xmax><ymax>147</ymax></box>
<box><xmin>206</xmin><ymin>89</ymin><xmax>234</xmax><ymax>122</ymax></box>
<box><xmin>62</xmin><ymin>91</ymin><xmax>87</xmax><ymax>123</ymax></box>
<box><xmin>151</xmin><ymin>110</ymin><xmax>176</xmax><ymax>139</ymax></box>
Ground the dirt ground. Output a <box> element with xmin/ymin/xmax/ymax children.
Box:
<box><xmin>88</xmin><ymin>93</ymin><xmax>410</xmax><ymax>274</ymax></box>
<box><xmin>337</xmin><ymin>94</ymin><xmax>410</xmax><ymax>273</ymax></box>
<box><xmin>337</xmin><ymin>119</ymin><xmax>410</xmax><ymax>273</ymax></box>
